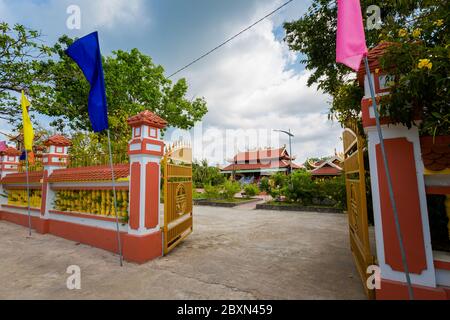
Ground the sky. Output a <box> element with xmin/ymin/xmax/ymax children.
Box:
<box><xmin>0</xmin><ymin>0</ymin><xmax>344</xmax><ymax>165</ymax></box>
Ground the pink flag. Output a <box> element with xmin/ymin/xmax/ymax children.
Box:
<box><xmin>0</xmin><ymin>141</ymin><xmax>7</xmax><ymax>152</ymax></box>
<box><xmin>336</xmin><ymin>0</ymin><xmax>368</xmax><ymax>71</ymax></box>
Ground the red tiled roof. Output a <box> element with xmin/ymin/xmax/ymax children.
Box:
<box><xmin>45</xmin><ymin>135</ymin><xmax>71</xmax><ymax>147</ymax></box>
<box><xmin>232</xmin><ymin>147</ymin><xmax>292</xmax><ymax>163</ymax></box>
<box><xmin>2</xmin><ymin>147</ymin><xmax>21</xmax><ymax>156</ymax></box>
<box><xmin>420</xmin><ymin>136</ymin><xmax>450</xmax><ymax>171</ymax></box>
<box><xmin>357</xmin><ymin>42</ymin><xmax>395</xmax><ymax>86</ymax></box>
<box><xmin>310</xmin><ymin>165</ymin><xmax>342</xmax><ymax>176</ymax></box>
<box><xmin>127</xmin><ymin>110</ymin><xmax>168</xmax><ymax>129</ymax></box>
<box><xmin>222</xmin><ymin>160</ymin><xmax>301</xmax><ymax>171</ymax></box>
<box><xmin>47</xmin><ymin>164</ymin><xmax>130</xmax><ymax>182</ymax></box>
<box><xmin>1</xmin><ymin>171</ymin><xmax>44</xmax><ymax>184</ymax></box>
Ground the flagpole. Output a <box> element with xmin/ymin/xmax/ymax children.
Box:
<box><xmin>25</xmin><ymin>149</ymin><xmax>32</xmax><ymax>237</ymax></box>
<box><xmin>363</xmin><ymin>56</ymin><xmax>414</xmax><ymax>300</ymax></box>
<box><xmin>107</xmin><ymin>129</ymin><xmax>123</xmax><ymax>267</ymax></box>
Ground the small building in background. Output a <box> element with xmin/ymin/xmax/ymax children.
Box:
<box><xmin>221</xmin><ymin>146</ymin><xmax>302</xmax><ymax>183</ymax></box>
<box><xmin>308</xmin><ymin>155</ymin><xmax>343</xmax><ymax>178</ymax></box>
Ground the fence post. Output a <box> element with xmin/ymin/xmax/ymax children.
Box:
<box><xmin>0</xmin><ymin>147</ymin><xmax>21</xmax><ymax>209</ymax></box>
<box><xmin>37</xmin><ymin>135</ymin><xmax>72</xmax><ymax>234</ymax></box>
<box><xmin>123</xmin><ymin>110</ymin><xmax>168</xmax><ymax>263</ymax></box>
<box><xmin>358</xmin><ymin>49</ymin><xmax>438</xmax><ymax>298</ymax></box>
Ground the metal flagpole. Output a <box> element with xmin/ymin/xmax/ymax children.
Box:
<box><xmin>363</xmin><ymin>56</ymin><xmax>414</xmax><ymax>300</ymax></box>
<box><xmin>107</xmin><ymin>129</ymin><xmax>123</xmax><ymax>267</ymax></box>
<box><xmin>25</xmin><ymin>149</ymin><xmax>31</xmax><ymax>237</ymax></box>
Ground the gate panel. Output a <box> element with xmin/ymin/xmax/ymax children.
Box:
<box><xmin>162</xmin><ymin>145</ymin><xmax>193</xmax><ymax>255</ymax></box>
<box><xmin>343</xmin><ymin>128</ymin><xmax>376</xmax><ymax>299</ymax></box>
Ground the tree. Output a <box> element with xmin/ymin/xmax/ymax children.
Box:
<box><xmin>35</xmin><ymin>35</ymin><xmax>207</xmax><ymax>156</ymax></box>
<box><xmin>193</xmin><ymin>159</ymin><xmax>225</xmax><ymax>187</ymax></box>
<box><xmin>0</xmin><ymin>22</ymin><xmax>52</xmax><ymax>123</ymax></box>
<box><xmin>0</xmin><ymin>25</ymin><xmax>208</xmax><ymax>157</ymax></box>
<box><xmin>284</xmin><ymin>1</ymin><xmax>449</xmax><ymax>135</ymax></box>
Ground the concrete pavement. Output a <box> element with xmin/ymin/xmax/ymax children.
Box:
<box><xmin>0</xmin><ymin>206</ymin><xmax>366</xmax><ymax>299</ymax></box>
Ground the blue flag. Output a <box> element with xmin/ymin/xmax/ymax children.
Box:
<box><xmin>65</xmin><ymin>32</ymin><xmax>108</xmax><ymax>132</ymax></box>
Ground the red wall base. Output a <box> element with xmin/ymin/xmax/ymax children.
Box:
<box><xmin>376</xmin><ymin>279</ymin><xmax>450</xmax><ymax>300</ymax></box>
<box><xmin>0</xmin><ymin>210</ymin><xmax>162</xmax><ymax>264</ymax></box>
<box><xmin>123</xmin><ymin>231</ymin><xmax>162</xmax><ymax>264</ymax></box>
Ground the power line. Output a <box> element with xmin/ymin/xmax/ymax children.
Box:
<box><xmin>168</xmin><ymin>0</ymin><xmax>295</xmax><ymax>78</ymax></box>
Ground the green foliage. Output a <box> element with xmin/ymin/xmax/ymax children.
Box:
<box><xmin>243</xmin><ymin>184</ymin><xmax>259</xmax><ymax>198</ymax></box>
<box><xmin>193</xmin><ymin>159</ymin><xmax>225</xmax><ymax>187</ymax></box>
<box><xmin>283</xmin><ymin>170</ymin><xmax>316</xmax><ymax>205</ymax></box>
<box><xmin>268</xmin><ymin>172</ymin><xmax>287</xmax><ymax>200</ymax></box>
<box><xmin>284</xmin><ymin>1</ymin><xmax>449</xmax><ymax>135</ymax></box>
<box><xmin>316</xmin><ymin>175</ymin><xmax>347</xmax><ymax>210</ymax></box>
<box><xmin>0</xmin><ymin>25</ymin><xmax>208</xmax><ymax>156</ymax></box>
<box><xmin>263</xmin><ymin>170</ymin><xmax>347</xmax><ymax>210</ymax></box>
<box><xmin>259</xmin><ymin>177</ymin><xmax>270</xmax><ymax>192</ymax></box>
<box><xmin>0</xmin><ymin>22</ymin><xmax>52</xmax><ymax>124</ymax></box>
<box><xmin>203</xmin><ymin>183</ymin><xmax>221</xmax><ymax>200</ymax></box>
<box><xmin>222</xmin><ymin>181</ymin><xmax>241</xmax><ymax>200</ymax></box>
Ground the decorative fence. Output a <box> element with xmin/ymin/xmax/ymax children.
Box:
<box><xmin>0</xmin><ymin>110</ymin><xmax>189</xmax><ymax>264</ymax></box>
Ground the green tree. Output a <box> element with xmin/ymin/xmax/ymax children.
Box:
<box><xmin>0</xmin><ymin>22</ymin><xmax>52</xmax><ymax>123</ymax></box>
<box><xmin>193</xmin><ymin>159</ymin><xmax>225</xmax><ymax>187</ymax></box>
<box><xmin>284</xmin><ymin>1</ymin><xmax>449</xmax><ymax>135</ymax></box>
<box><xmin>0</xmin><ymin>25</ymin><xmax>207</xmax><ymax>156</ymax></box>
<box><xmin>283</xmin><ymin>170</ymin><xmax>316</xmax><ymax>205</ymax></box>
<box><xmin>35</xmin><ymin>36</ymin><xmax>208</xmax><ymax>156</ymax></box>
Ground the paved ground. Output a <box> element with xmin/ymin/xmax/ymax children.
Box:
<box><xmin>0</xmin><ymin>206</ymin><xmax>367</xmax><ymax>299</ymax></box>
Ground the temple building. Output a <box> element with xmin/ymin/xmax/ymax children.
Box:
<box><xmin>308</xmin><ymin>155</ymin><xmax>344</xmax><ymax>177</ymax></box>
<box><xmin>221</xmin><ymin>146</ymin><xmax>302</xmax><ymax>183</ymax></box>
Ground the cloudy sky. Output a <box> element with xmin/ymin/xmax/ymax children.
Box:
<box><xmin>0</xmin><ymin>0</ymin><xmax>344</xmax><ymax>165</ymax></box>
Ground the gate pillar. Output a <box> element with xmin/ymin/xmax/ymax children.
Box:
<box><xmin>38</xmin><ymin>135</ymin><xmax>72</xmax><ymax>234</ymax></box>
<box><xmin>359</xmin><ymin>46</ymin><xmax>443</xmax><ymax>299</ymax></box>
<box><xmin>123</xmin><ymin>110</ymin><xmax>167</xmax><ymax>263</ymax></box>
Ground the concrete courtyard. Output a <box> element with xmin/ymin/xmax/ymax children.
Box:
<box><xmin>0</xmin><ymin>205</ymin><xmax>367</xmax><ymax>299</ymax></box>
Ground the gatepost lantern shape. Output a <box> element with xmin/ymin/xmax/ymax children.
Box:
<box><xmin>357</xmin><ymin>44</ymin><xmax>447</xmax><ymax>299</ymax></box>
<box><xmin>124</xmin><ymin>110</ymin><xmax>167</xmax><ymax>263</ymax></box>
<box><xmin>0</xmin><ymin>147</ymin><xmax>21</xmax><ymax>178</ymax></box>
<box><xmin>42</xmin><ymin>135</ymin><xmax>71</xmax><ymax>169</ymax></box>
<box><xmin>356</xmin><ymin>42</ymin><xmax>394</xmax><ymax>128</ymax></box>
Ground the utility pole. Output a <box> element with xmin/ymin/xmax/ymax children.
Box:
<box><xmin>274</xmin><ymin>129</ymin><xmax>295</xmax><ymax>174</ymax></box>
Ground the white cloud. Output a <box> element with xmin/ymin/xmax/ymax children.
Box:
<box><xmin>172</xmin><ymin>14</ymin><xmax>343</xmax><ymax>165</ymax></box>
<box><xmin>86</xmin><ymin>0</ymin><xmax>149</xmax><ymax>29</ymax></box>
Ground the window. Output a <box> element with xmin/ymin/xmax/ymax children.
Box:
<box><xmin>134</xmin><ymin>127</ymin><xmax>141</xmax><ymax>137</ymax></box>
<box><xmin>149</xmin><ymin>127</ymin><xmax>157</xmax><ymax>138</ymax></box>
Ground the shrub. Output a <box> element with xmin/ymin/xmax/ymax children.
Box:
<box><xmin>259</xmin><ymin>177</ymin><xmax>270</xmax><ymax>192</ymax></box>
<box><xmin>283</xmin><ymin>170</ymin><xmax>316</xmax><ymax>205</ymax></box>
<box><xmin>243</xmin><ymin>184</ymin><xmax>259</xmax><ymax>198</ymax></box>
<box><xmin>203</xmin><ymin>183</ymin><xmax>221</xmax><ymax>200</ymax></box>
<box><xmin>268</xmin><ymin>172</ymin><xmax>288</xmax><ymax>200</ymax></box>
<box><xmin>317</xmin><ymin>175</ymin><xmax>347</xmax><ymax>210</ymax></box>
<box><xmin>222</xmin><ymin>181</ymin><xmax>241</xmax><ymax>200</ymax></box>
<box><xmin>271</xmin><ymin>172</ymin><xmax>287</xmax><ymax>189</ymax></box>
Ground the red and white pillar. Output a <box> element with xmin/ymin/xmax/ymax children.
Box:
<box><xmin>123</xmin><ymin>110</ymin><xmax>167</xmax><ymax>263</ymax></box>
<box><xmin>0</xmin><ymin>147</ymin><xmax>21</xmax><ymax>208</ymax></box>
<box><xmin>359</xmin><ymin>47</ymin><xmax>449</xmax><ymax>299</ymax></box>
<box><xmin>0</xmin><ymin>147</ymin><xmax>21</xmax><ymax>179</ymax></box>
<box><xmin>38</xmin><ymin>135</ymin><xmax>72</xmax><ymax>233</ymax></box>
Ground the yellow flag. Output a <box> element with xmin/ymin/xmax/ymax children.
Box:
<box><xmin>21</xmin><ymin>90</ymin><xmax>34</xmax><ymax>151</ymax></box>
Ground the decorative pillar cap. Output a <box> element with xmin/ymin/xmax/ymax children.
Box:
<box><xmin>1</xmin><ymin>147</ymin><xmax>21</xmax><ymax>157</ymax></box>
<box><xmin>127</xmin><ymin>110</ymin><xmax>168</xmax><ymax>129</ymax></box>
<box><xmin>357</xmin><ymin>42</ymin><xmax>395</xmax><ymax>86</ymax></box>
<box><xmin>44</xmin><ymin>135</ymin><xmax>72</xmax><ymax>147</ymax></box>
